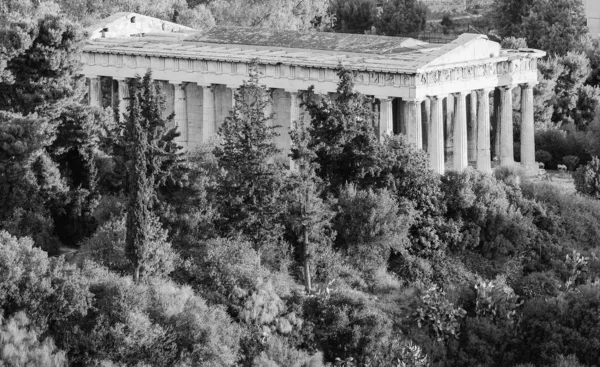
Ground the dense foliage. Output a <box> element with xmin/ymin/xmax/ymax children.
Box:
<box><xmin>4</xmin><ymin>3</ymin><xmax>600</xmax><ymax>367</ymax></box>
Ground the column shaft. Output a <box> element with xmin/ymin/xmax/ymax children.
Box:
<box><xmin>476</xmin><ymin>89</ymin><xmax>492</xmax><ymax>173</ymax></box>
<box><xmin>377</xmin><ymin>97</ymin><xmax>393</xmax><ymax>140</ymax></box>
<box><xmin>430</xmin><ymin>95</ymin><xmax>446</xmax><ymax>175</ymax></box>
<box><xmin>406</xmin><ymin>100</ymin><xmax>423</xmax><ymax>149</ymax></box>
<box><xmin>113</xmin><ymin>78</ymin><xmax>129</xmax><ymax>123</ymax></box>
<box><xmin>400</xmin><ymin>100</ymin><xmax>408</xmax><ymax>135</ymax></box>
<box><xmin>520</xmin><ymin>83</ymin><xmax>536</xmax><ymax>170</ymax></box>
<box><xmin>171</xmin><ymin>82</ymin><xmax>187</xmax><ymax>145</ymax></box>
<box><xmin>500</xmin><ymin>86</ymin><xmax>515</xmax><ymax>166</ymax></box>
<box><xmin>422</xmin><ymin>99</ymin><xmax>431</xmax><ymax>151</ymax></box>
<box><xmin>88</xmin><ymin>76</ymin><xmax>102</xmax><ymax>107</ymax></box>
<box><xmin>200</xmin><ymin>84</ymin><xmax>215</xmax><ymax>142</ymax></box>
<box><xmin>468</xmin><ymin>90</ymin><xmax>477</xmax><ymax>161</ymax></box>
<box><xmin>493</xmin><ymin>88</ymin><xmax>501</xmax><ymax>161</ymax></box>
<box><xmin>453</xmin><ymin>92</ymin><xmax>468</xmax><ymax>171</ymax></box>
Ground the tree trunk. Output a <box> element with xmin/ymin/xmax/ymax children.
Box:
<box><xmin>303</xmin><ymin>226</ymin><xmax>312</xmax><ymax>293</ymax></box>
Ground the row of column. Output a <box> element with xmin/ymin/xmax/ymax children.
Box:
<box><xmin>86</xmin><ymin>76</ymin><xmax>302</xmax><ymax>167</ymax></box>
<box><xmin>376</xmin><ymin>84</ymin><xmax>536</xmax><ymax>175</ymax></box>
<box><xmin>88</xmin><ymin>76</ymin><xmax>536</xmax><ymax>175</ymax></box>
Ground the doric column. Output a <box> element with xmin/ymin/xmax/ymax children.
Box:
<box><xmin>199</xmin><ymin>83</ymin><xmax>215</xmax><ymax>142</ymax></box>
<box><xmin>376</xmin><ymin>97</ymin><xmax>393</xmax><ymax>140</ymax></box>
<box><xmin>264</xmin><ymin>88</ymin><xmax>273</xmax><ymax>125</ymax></box>
<box><xmin>400</xmin><ymin>100</ymin><xmax>408</xmax><ymax>135</ymax></box>
<box><xmin>87</xmin><ymin>76</ymin><xmax>102</xmax><ymax>107</ymax></box>
<box><xmin>468</xmin><ymin>91</ymin><xmax>477</xmax><ymax>162</ymax></box>
<box><xmin>493</xmin><ymin>88</ymin><xmax>501</xmax><ymax>161</ymax></box>
<box><xmin>445</xmin><ymin>94</ymin><xmax>455</xmax><ymax>162</ymax></box>
<box><xmin>499</xmin><ymin>85</ymin><xmax>515</xmax><ymax>166</ymax></box>
<box><xmin>422</xmin><ymin>99</ymin><xmax>431</xmax><ymax>152</ymax></box>
<box><xmin>520</xmin><ymin>83</ymin><xmax>536</xmax><ymax>171</ymax></box>
<box><xmin>476</xmin><ymin>89</ymin><xmax>493</xmax><ymax>173</ymax></box>
<box><xmin>429</xmin><ymin>95</ymin><xmax>446</xmax><ymax>175</ymax></box>
<box><xmin>453</xmin><ymin>92</ymin><xmax>468</xmax><ymax>171</ymax></box>
<box><xmin>406</xmin><ymin>100</ymin><xmax>423</xmax><ymax>149</ymax></box>
<box><xmin>170</xmin><ymin>81</ymin><xmax>187</xmax><ymax>145</ymax></box>
<box><xmin>114</xmin><ymin>77</ymin><xmax>129</xmax><ymax>123</ymax></box>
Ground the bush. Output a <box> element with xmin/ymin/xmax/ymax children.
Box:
<box><xmin>81</xmin><ymin>214</ymin><xmax>177</xmax><ymax>278</ymax></box>
<box><xmin>251</xmin><ymin>335</ymin><xmax>325</xmax><ymax>367</ymax></box>
<box><xmin>574</xmin><ymin>156</ymin><xmax>600</xmax><ymax>198</ymax></box>
<box><xmin>335</xmin><ymin>184</ymin><xmax>411</xmax><ymax>273</ymax></box>
<box><xmin>0</xmin><ymin>312</ymin><xmax>67</xmax><ymax>367</ymax></box>
<box><xmin>535</xmin><ymin>130</ymin><xmax>588</xmax><ymax>170</ymax></box>
<box><xmin>535</xmin><ymin>150</ymin><xmax>553</xmax><ymax>167</ymax></box>
<box><xmin>562</xmin><ymin>155</ymin><xmax>580</xmax><ymax>171</ymax></box>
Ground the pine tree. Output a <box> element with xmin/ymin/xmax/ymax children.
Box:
<box><xmin>213</xmin><ymin>63</ymin><xmax>286</xmax><ymax>261</ymax></box>
<box><xmin>288</xmin><ymin>119</ymin><xmax>335</xmax><ymax>292</ymax></box>
<box><xmin>123</xmin><ymin>71</ymin><xmax>181</xmax><ymax>282</ymax></box>
<box><xmin>301</xmin><ymin>66</ymin><xmax>379</xmax><ymax>191</ymax></box>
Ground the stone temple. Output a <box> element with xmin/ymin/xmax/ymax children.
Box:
<box><xmin>81</xmin><ymin>13</ymin><xmax>545</xmax><ymax>174</ymax></box>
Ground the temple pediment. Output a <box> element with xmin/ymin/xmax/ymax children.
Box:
<box><xmin>420</xmin><ymin>34</ymin><xmax>502</xmax><ymax>69</ymax></box>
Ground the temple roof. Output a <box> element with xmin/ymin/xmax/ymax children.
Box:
<box><xmin>83</xmin><ymin>13</ymin><xmax>545</xmax><ymax>74</ymax></box>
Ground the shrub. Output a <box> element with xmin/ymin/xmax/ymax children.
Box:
<box><xmin>251</xmin><ymin>335</ymin><xmax>325</xmax><ymax>367</ymax></box>
<box><xmin>415</xmin><ymin>285</ymin><xmax>466</xmax><ymax>342</ymax></box>
<box><xmin>535</xmin><ymin>130</ymin><xmax>588</xmax><ymax>169</ymax></box>
<box><xmin>335</xmin><ymin>184</ymin><xmax>411</xmax><ymax>273</ymax></box>
<box><xmin>535</xmin><ymin>150</ymin><xmax>553</xmax><ymax>167</ymax></box>
<box><xmin>0</xmin><ymin>231</ymin><xmax>92</xmax><ymax>331</ymax></box>
<box><xmin>574</xmin><ymin>156</ymin><xmax>600</xmax><ymax>198</ymax></box>
<box><xmin>0</xmin><ymin>312</ymin><xmax>67</xmax><ymax>367</ymax></box>
<box><xmin>81</xmin><ymin>214</ymin><xmax>177</xmax><ymax>278</ymax></box>
<box><xmin>562</xmin><ymin>155</ymin><xmax>580</xmax><ymax>171</ymax></box>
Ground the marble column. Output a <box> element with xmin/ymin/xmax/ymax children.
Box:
<box><xmin>453</xmin><ymin>92</ymin><xmax>468</xmax><ymax>171</ymax></box>
<box><xmin>429</xmin><ymin>95</ymin><xmax>446</xmax><ymax>175</ymax></box>
<box><xmin>520</xmin><ymin>83</ymin><xmax>536</xmax><ymax>171</ymax></box>
<box><xmin>499</xmin><ymin>85</ymin><xmax>515</xmax><ymax>166</ymax></box>
<box><xmin>468</xmin><ymin>90</ymin><xmax>477</xmax><ymax>162</ymax></box>
<box><xmin>444</xmin><ymin>94</ymin><xmax>455</xmax><ymax>163</ymax></box>
<box><xmin>87</xmin><ymin>76</ymin><xmax>102</xmax><ymax>107</ymax></box>
<box><xmin>377</xmin><ymin>97</ymin><xmax>393</xmax><ymax>140</ymax></box>
<box><xmin>171</xmin><ymin>81</ymin><xmax>187</xmax><ymax>145</ymax></box>
<box><xmin>493</xmin><ymin>88</ymin><xmax>501</xmax><ymax>161</ymax></box>
<box><xmin>264</xmin><ymin>88</ymin><xmax>273</xmax><ymax>125</ymax></box>
<box><xmin>114</xmin><ymin>77</ymin><xmax>129</xmax><ymax>123</ymax></box>
<box><xmin>400</xmin><ymin>100</ymin><xmax>408</xmax><ymax>135</ymax></box>
<box><xmin>406</xmin><ymin>100</ymin><xmax>423</xmax><ymax>149</ymax></box>
<box><xmin>199</xmin><ymin>84</ymin><xmax>215</xmax><ymax>142</ymax></box>
<box><xmin>422</xmin><ymin>99</ymin><xmax>431</xmax><ymax>152</ymax></box>
<box><xmin>476</xmin><ymin>89</ymin><xmax>493</xmax><ymax>173</ymax></box>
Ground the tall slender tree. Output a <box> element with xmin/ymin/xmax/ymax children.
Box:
<box><xmin>122</xmin><ymin>71</ymin><xmax>181</xmax><ymax>281</ymax></box>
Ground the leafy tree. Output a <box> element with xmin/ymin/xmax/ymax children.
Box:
<box><xmin>501</xmin><ymin>37</ymin><xmax>528</xmax><ymax>50</ymax></box>
<box><xmin>213</xmin><ymin>63</ymin><xmax>287</xmax><ymax>262</ymax></box>
<box><xmin>330</xmin><ymin>0</ymin><xmax>376</xmax><ymax>32</ymax></box>
<box><xmin>208</xmin><ymin>0</ymin><xmax>333</xmax><ymax>30</ymax></box>
<box><xmin>0</xmin><ymin>312</ymin><xmax>67</xmax><ymax>367</ymax></box>
<box><xmin>490</xmin><ymin>0</ymin><xmax>534</xmax><ymax>39</ymax></box>
<box><xmin>374</xmin><ymin>0</ymin><xmax>428</xmax><ymax>36</ymax></box>
<box><xmin>121</xmin><ymin>71</ymin><xmax>181</xmax><ymax>281</ymax></box>
<box><xmin>520</xmin><ymin>0</ymin><xmax>588</xmax><ymax>56</ymax></box>
<box><xmin>574</xmin><ymin>156</ymin><xmax>600</xmax><ymax>198</ymax></box>
<box><xmin>335</xmin><ymin>184</ymin><xmax>410</xmax><ymax>274</ymax></box>
<box><xmin>301</xmin><ymin>67</ymin><xmax>379</xmax><ymax>192</ymax></box>
<box><xmin>0</xmin><ymin>12</ymin><xmax>85</xmax><ymax>118</ymax></box>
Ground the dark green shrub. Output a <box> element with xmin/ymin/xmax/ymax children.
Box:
<box><xmin>535</xmin><ymin>130</ymin><xmax>588</xmax><ymax>169</ymax></box>
<box><xmin>574</xmin><ymin>156</ymin><xmax>600</xmax><ymax>198</ymax></box>
<box><xmin>562</xmin><ymin>155</ymin><xmax>580</xmax><ymax>171</ymax></box>
<box><xmin>536</xmin><ymin>150</ymin><xmax>553</xmax><ymax>167</ymax></box>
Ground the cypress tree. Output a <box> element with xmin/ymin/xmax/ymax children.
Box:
<box><xmin>123</xmin><ymin>71</ymin><xmax>181</xmax><ymax>281</ymax></box>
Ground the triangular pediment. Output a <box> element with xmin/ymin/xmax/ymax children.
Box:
<box><xmin>418</xmin><ymin>34</ymin><xmax>502</xmax><ymax>70</ymax></box>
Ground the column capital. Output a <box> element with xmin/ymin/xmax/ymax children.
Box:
<box><xmin>452</xmin><ymin>91</ymin><xmax>469</xmax><ymax>98</ymax></box>
<box><xmin>375</xmin><ymin>96</ymin><xmax>393</xmax><ymax>102</ymax></box>
<box><xmin>404</xmin><ymin>98</ymin><xmax>424</xmax><ymax>104</ymax></box>
<box><xmin>196</xmin><ymin>82</ymin><xmax>214</xmax><ymax>89</ymax></box>
<box><xmin>84</xmin><ymin>74</ymin><xmax>99</xmax><ymax>79</ymax></box>
<box><xmin>168</xmin><ymin>80</ymin><xmax>186</xmax><ymax>86</ymax></box>
<box><xmin>428</xmin><ymin>94</ymin><xmax>447</xmax><ymax>102</ymax></box>
<box><xmin>284</xmin><ymin>89</ymin><xmax>300</xmax><ymax>94</ymax></box>
<box><xmin>520</xmin><ymin>82</ymin><xmax>538</xmax><ymax>89</ymax></box>
<box><xmin>499</xmin><ymin>84</ymin><xmax>516</xmax><ymax>91</ymax></box>
<box><xmin>476</xmin><ymin>87</ymin><xmax>495</xmax><ymax>95</ymax></box>
<box><xmin>226</xmin><ymin>84</ymin><xmax>240</xmax><ymax>89</ymax></box>
<box><xmin>112</xmin><ymin>76</ymin><xmax>129</xmax><ymax>81</ymax></box>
